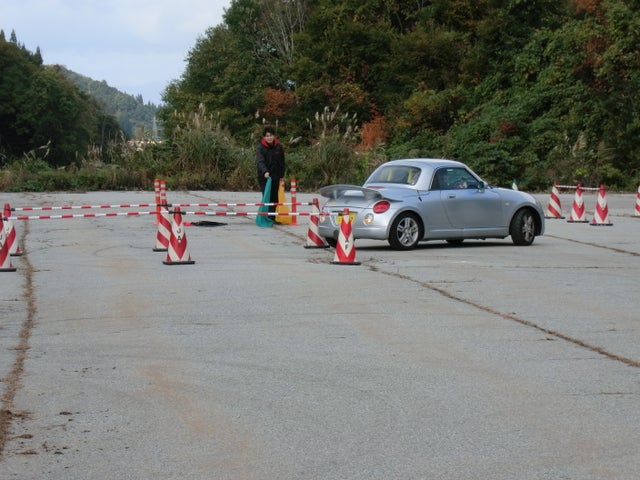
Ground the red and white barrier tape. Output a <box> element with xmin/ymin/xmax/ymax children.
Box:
<box><xmin>6</xmin><ymin>210</ymin><xmax>327</xmax><ymax>220</ymax></box>
<box><xmin>183</xmin><ymin>211</ymin><xmax>323</xmax><ymax>217</ymax></box>
<box><xmin>10</xmin><ymin>201</ymin><xmax>312</xmax><ymax>212</ymax></box>
<box><xmin>9</xmin><ymin>211</ymin><xmax>157</xmax><ymax>220</ymax></box>
<box><xmin>12</xmin><ymin>203</ymin><xmax>157</xmax><ymax>211</ymax></box>
<box><xmin>554</xmin><ymin>184</ymin><xmax>601</xmax><ymax>191</ymax></box>
<box><xmin>171</xmin><ymin>201</ymin><xmax>312</xmax><ymax>208</ymax></box>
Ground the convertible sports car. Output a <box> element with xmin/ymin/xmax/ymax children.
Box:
<box><xmin>318</xmin><ymin>158</ymin><xmax>545</xmax><ymax>250</ymax></box>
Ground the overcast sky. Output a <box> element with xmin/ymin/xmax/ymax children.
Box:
<box><xmin>1</xmin><ymin>0</ymin><xmax>229</xmax><ymax>105</ymax></box>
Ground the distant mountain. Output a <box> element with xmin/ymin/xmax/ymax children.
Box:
<box><xmin>58</xmin><ymin>66</ymin><xmax>160</xmax><ymax>139</ymax></box>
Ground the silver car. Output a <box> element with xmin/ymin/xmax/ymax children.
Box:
<box><xmin>318</xmin><ymin>158</ymin><xmax>545</xmax><ymax>250</ymax></box>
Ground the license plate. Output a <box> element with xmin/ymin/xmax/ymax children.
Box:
<box><xmin>337</xmin><ymin>212</ymin><xmax>356</xmax><ymax>224</ymax></box>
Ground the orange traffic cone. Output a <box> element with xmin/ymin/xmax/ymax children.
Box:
<box><xmin>331</xmin><ymin>209</ymin><xmax>360</xmax><ymax>265</ymax></box>
<box><xmin>545</xmin><ymin>182</ymin><xmax>565</xmax><ymax>219</ymax></box>
<box><xmin>567</xmin><ymin>184</ymin><xmax>589</xmax><ymax>223</ymax></box>
<box><xmin>3</xmin><ymin>203</ymin><xmax>22</xmax><ymax>256</ymax></box>
<box><xmin>0</xmin><ymin>216</ymin><xmax>17</xmax><ymax>272</ymax></box>
<box><xmin>275</xmin><ymin>179</ymin><xmax>292</xmax><ymax>225</ymax></box>
<box><xmin>591</xmin><ymin>184</ymin><xmax>613</xmax><ymax>226</ymax></box>
<box><xmin>304</xmin><ymin>198</ymin><xmax>329</xmax><ymax>249</ymax></box>
<box><xmin>634</xmin><ymin>183</ymin><xmax>640</xmax><ymax>217</ymax></box>
<box><xmin>163</xmin><ymin>206</ymin><xmax>195</xmax><ymax>265</ymax></box>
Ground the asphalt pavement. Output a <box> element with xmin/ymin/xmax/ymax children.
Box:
<box><xmin>1</xmin><ymin>188</ymin><xmax>639</xmax><ymax>479</ymax></box>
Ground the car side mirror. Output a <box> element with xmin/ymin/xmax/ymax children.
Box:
<box><xmin>477</xmin><ymin>181</ymin><xmax>486</xmax><ymax>192</ymax></box>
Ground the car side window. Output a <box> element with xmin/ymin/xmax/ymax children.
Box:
<box><xmin>432</xmin><ymin>168</ymin><xmax>477</xmax><ymax>190</ymax></box>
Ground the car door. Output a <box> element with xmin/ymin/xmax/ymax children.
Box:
<box><xmin>435</xmin><ymin>167</ymin><xmax>504</xmax><ymax>232</ymax></box>
<box><xmin>415</xmin><ymin>188</ymin><xmax>458</xmax><ymax>237</ymax></box>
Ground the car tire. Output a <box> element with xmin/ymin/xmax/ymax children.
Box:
<box><xmin>325</xmin><ymin>237</ymin><xmax>337</xmax><ymax>248</ymax></box>
<box><xmin>388</xmin><ymin>213</ymin><xmax>422</xmax><ymax>250</ymax></box>
<box><xmin>510</xmin><ymin>209</ymin><xmax>536</xmax><ymax>246</ymax></box>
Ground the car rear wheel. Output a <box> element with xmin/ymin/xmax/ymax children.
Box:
<box><xmin>510</xmin><ymin>209</ymin><xmax>536</xmax><ymax>246</ymax></box>
<box><xmin>388</xmin><ymin>213</ymin><xmax>422</xmax><ymax>250</ymax></box>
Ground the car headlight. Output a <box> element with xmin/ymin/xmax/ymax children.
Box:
<box><xmin>364</xmin><ymin>213</ymin><xmax>374</xmax><ymax>225</ymax></box>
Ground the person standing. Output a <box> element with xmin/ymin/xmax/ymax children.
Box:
<box><xmin>256</xmin><ymin>126</ymin><xmax>285</xmax><ymax>218</ymax></box>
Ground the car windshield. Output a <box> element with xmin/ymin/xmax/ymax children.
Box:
<box><xmin>367</xmin><ymin>166</ymin><xmax>421</xmax><ymax>185</ymax></box>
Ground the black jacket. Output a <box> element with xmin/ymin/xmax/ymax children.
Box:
<box><xmin>256</xmin><ymin>138</ymin><xmax>285</xmax><ymax>183</ymax></box>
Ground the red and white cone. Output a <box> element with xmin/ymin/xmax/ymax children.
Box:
<box><xmin>304</xmin><ymin>198</ymin><xmax>329</xmax><ymax>249</ymax></box>
<box><xmin>331</xmin><ymin>209</ymin><xmax>360</xmax><ymax>265</ymax></box>
<box><xmin>545</xmin><ymin>182</ymin><xmax>564</xmax><ymax>219</ymax></box>
<box><xmin>163</xmin><ymin>206</ymin><xmax>195</xmax><ymax>265</ymax></box>
<box><xmin>634</xmin><ymin>184</ymin><xmax>640</xmax><ymax>217</ymax></box>
<box><xmin>290</xmin><ymin>178</ymin><xmax>298</xmax><ymax>225</ymax></box>
<box><xmin>153</xmin><ymin>203</ymin><xmax>171</xmax><ymax>252</ymax></box>
<box><xmin>153</xmin><ymin>178</ymin><xmax>161</xmax><ymax>224</ymax></box>
<box><xmin>3</xmin><ymin>203</ymin><xmax>22</xmax><ymax>256</ymax></box>
<box><xmin>567</xmin><ymin>184</ymin><xmax>588</xmax><ymax>223</ymax></box>
<box><xmin>0</xmin><ymin>217</ymin><xmax>17</xmax><ymax>272</ymax></box>
<box><xmin>591</xmin><ymin>184</ymin><xmax>613</xmax><ymax>226</ymax></box>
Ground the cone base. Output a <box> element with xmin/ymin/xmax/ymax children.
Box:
<box><xmin>163</xmin><ymin>260</ymin><xmax>195</xmax><ymax>265</ymax></box>
<box><xmin>545</xmin><ymin>216</ymin><xmax>566</xmax><ymax>219</ymax></box>
<box><xmin>153</xmin><ymin>247</ymin><xmax>168</xmax><ymax>252</ymax></box>
<box><xmin>304</xmin><ymin>245</ymin><xmax>330</xmax><ymax>249</ymax></box>
<box><xmin>567</xmin><ymin>220</ymin><xmax>589</xmax><ymax>223</ymax></box>
<box><xmin>0</xmin><ymin>267</ymin><xmax>17</xmax><ymax>272</ymax></box>
<box><xmin>331</xmin><ymin>261</ymin><xmax>361</xmax><ymax>266</ymax></box>
<box><xmin>590</xmin><ymin>223</ymin><xmax>613</xmax><ymax>226</ymax></box>
<box><xmin>10</xmin><ymin>252</ymin><xmax>23</xmax><ymax>257</ymax></box>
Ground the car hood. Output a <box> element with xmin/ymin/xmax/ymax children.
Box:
<box><xmin>491</xmin><ymin>186</ymin><xmax>540</xmax><ymax>205</ymax></box>
<box><xmin>319</xmin><ymin>184</ymin><xmax>408</xmax><ymax>202</ymax></box>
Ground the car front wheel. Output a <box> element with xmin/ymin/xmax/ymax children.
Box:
<box><xmin>510</xmin><ymin>209</ymin><xmax>536</xmax><ymax>246</ymax></box>
<box><xmin>388</xmin><ymin>213</ymin><xmax>422</xmax><ymax>250</ymax></box>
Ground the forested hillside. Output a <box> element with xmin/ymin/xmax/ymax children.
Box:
<box><xmin>60</xmin><ymin>67</ymin><xmax>159</xmax><ymax>139</ymax></box>
<box><xmin>161</xmin><ymin>0</ymin><xmax>640</xmax><ymax>189</ymax></box>
<box><xmin>2</xmin><ymin>0</ymin><xmax>640</xmax><ymax>192</ymax></box>
<box><xmin>0</xmin><ymin>31</ymin><xmax>121</xmax><ymax>168</ymax></box>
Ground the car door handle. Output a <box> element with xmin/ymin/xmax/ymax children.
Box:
<box><xmin>448</xmin><ymin>194</ymin><xmax>456</xmax><ymax>199</ymax></box>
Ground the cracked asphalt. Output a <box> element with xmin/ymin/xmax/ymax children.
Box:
<box><xmin>1</xmin><ymin>189</ymin><xmax>639</xmax><ymax>479</ymax></box>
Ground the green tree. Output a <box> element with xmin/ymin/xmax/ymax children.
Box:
<box><xmin>0</xmin><ymin>35</ymin><xmax>121</xmax><ymax>167</ymax></box>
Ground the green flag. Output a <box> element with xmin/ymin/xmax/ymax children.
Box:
<box><xmin>256</xmin><ymin>177</ymin><xmax>274</xmax><ymax>227</ymax></box>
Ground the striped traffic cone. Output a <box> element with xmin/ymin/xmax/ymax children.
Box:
<box><xmin>153</xmin><ymin>178</ymin><xmax>161</xmax><ymax>224</ymax></box>
<box><xmin>163</xmin><ymin>206</ymin><xmax>195</xmax><ymax>265</ymax></box>
<box><xmin>3</xmin><ymin>203</ymin><xmax>22</xmax><ymax>256</ymax></box>
<box><xmin>304</xmin><ymin>198</ymin><xmax>329</xmax><ymax>249</ymax></box>
<box><xmin>331</xmin><ymin>208</ymin><xmax>360</xmax><ymax>265</ymax></box>
<box><xmin>290</xmin><ymin>178</ymin><xmax>298</xmax><ymax>225</ymax></box>
<box><xmin>545</xmin><ymin>182</ymin><xmax>565</xmax><ymax>219</ymax></box>
<box><xmin>567</xmin><ymin>184</ymin><xmax>589</xmax><ymax>223</ymax></box>
<box><xmin>153</xmin><ymin>203</ymin><xmax>171</xmax><ymax>252</ymax></box>
<box><xmin>590</xmin><ymin>184</ymin><xmax>613</xmax><ymax>226</ymax></box>
<box><xmin>0</xmin><ymin>216</ymin><xmax>17</xmax><ymax>272</ymax></box>
<box><xmin>634</xmin><ymin>184</ymin><xmax>640</xmax><ymax>217</ymax></box>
